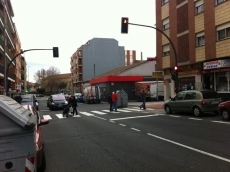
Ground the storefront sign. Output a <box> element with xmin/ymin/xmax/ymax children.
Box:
<box><xmin>203</xmin><ymin>60</ymin><xmax>221</xmax><ymax>70</ymax></box>
<box><xmin>222</xmin><ymin>59</ymin><xmax>230</xmax><ymax>67</ymax></box>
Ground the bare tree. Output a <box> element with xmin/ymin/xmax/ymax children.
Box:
<box><xmin>34</xmin><ymin>66</ymin><xmax>60</xmax><ymax>83</ymax></box>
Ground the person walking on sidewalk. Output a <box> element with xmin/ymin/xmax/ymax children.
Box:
<box><xmin>108</xmin><ymin>92</ymin><xmax>113</xmax><ymax>111</ymax></box>
<box><xmin>112</xmin><ymin>91</ymin><xmax>118</xmax><ymax>112</ymax></box>
<box><xmin>140</xmin><ymin>90</ymin><xmax>146</xmax><ymax>110</ymax></box>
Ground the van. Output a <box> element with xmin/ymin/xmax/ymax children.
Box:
<box><xmin>150</xmin><ymin>82</ymin><xmax>164</xmax><ymax>101</ymax></box>
<box><xmin>83</xmin><ymin>86</ymin><xmax>101</xmax><ymax>103</ymax></box>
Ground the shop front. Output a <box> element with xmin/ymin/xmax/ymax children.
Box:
<box><xmin>202</xmin><ymin>59</ymin><xmax>230</xmax><ymax>101</ymax></box>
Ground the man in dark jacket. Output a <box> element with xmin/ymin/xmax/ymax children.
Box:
<box><xmin>140</xmin><ymin>90</ymin><xmax>146</xmax><ymax>110</ymax></box>
<box><xmin>71</xmin><ymin>96</ymin><xmax>78</xmax><ymax>116</ymax></box>
<box><xmin>108</xmin><ymin>93</ymin><xmax>113</xmax><ymax>111</ymax></box>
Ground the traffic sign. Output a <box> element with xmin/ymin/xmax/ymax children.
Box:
<box><xmin>152</xmin><ymin>71</ymin><xmax>163</xmax><ymax>78</ymax></box>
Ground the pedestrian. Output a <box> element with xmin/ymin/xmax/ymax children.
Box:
<box><xmin>112</xmin><ymin>90</ymin><xmax>118</xmax><ymax>112</ymax></box>
<box><xmin>140</xmin><ymin>90</ymin><xmax>146</xmax><ymax>110</ymax></box>
<box><xmin>108</xmin><ymin>93</ymin><xmax>113</xmax><ymax>111</ymax></box>
<box><xmin>71</xmin><ymin>96</ymin><xmax>78</xmax><ymax>116</ymax></box>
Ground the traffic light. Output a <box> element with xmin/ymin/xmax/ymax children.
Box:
<box><xmin>53</xmin><ymin>47</ymin><xmax>59</xmax><ymax>57</ymax></box>
<box><xmin>174</xmin><ymin>66</ymin><xmax>178</xmax><ymax>71</ymax></box>
<box><xmin>121</xmin><ymin>17</ymin><xmax>129</xmax><ymax>33</ymax></box>
<box><xmin>171</xmin><ymin>73</ymin><xmax>176</xmax><ymax>81</ymax></box>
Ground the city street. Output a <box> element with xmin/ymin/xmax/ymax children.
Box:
<box><xmin>37</xmin><ymin>97</ymin><xmax>230</xmax><ymax>172</ymax></box>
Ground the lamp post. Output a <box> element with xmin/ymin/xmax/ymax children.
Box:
<box><xmin>27</xmin><ymin>66</ymin><xmax>30</xmax><ymax>91</ymax></box>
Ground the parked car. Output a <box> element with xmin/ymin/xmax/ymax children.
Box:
<box><xmin>74</xmin><ymin>93</ymin><xmax>83</xmax><ymax>102</ymax></box>
<box><xmin>164</xmin><ymin>90</ymin><xmax>222</xmax><ymax>117</ymax></box>
<box><xmin>218</xmin><ymin>100</ymin><xmax>230</xmax><ymax>120</ymax></box>
<box><xmin>22</xmin><ymin>104</ymin><xmax>49</xmax><ymax>172</ymax></box>
<box><xmin>47</xmin><ymin>94</ymin><xmax>68</xmax><ymax>110</ymax></box>
<box><xmin>20</xmin><ymin>94</ymin><xmax>39</xmax><ymax>111</ymax></box>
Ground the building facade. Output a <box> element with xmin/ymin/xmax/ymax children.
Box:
<box><xmin>156</xmin><ymin>0</ymin><xmax>230</xmax><ymax>101</ymax></box>
<box><xmin>125</xmin><ymin>50</ymin><xmax>136</xmax><ymax>66</ymax></box>
<box><xmin>71</xmin><ymin>38</ymin><xmax>125</xmax><ymax>93</ymax></box>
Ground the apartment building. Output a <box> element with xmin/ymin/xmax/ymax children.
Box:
<box><xmin>0</xmin><ymin>0</ymin><xmax>22</xmax><ymax>94</ymax></box>
<box><xmin>156</xmin><ymin>0</ymin><xmax>230</xmax><ymax>101</ymax></box>
<box><xmin>70</xmin><ymin>38</ymin><xmax>125</xmax><ymax>93</ymax></box>
<box><xmin>21</xmin><ymin>56</ymin><xmax>27</xmax><ymax>91</ymax></box>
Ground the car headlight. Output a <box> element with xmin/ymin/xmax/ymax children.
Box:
<box><xmin>65</xmin><ymin>101</ymin><xmax>68</xmax><ymax>104</ymax></box>
<box><xmin>51</xmin><ymin>102</ymin><xmax>55</xmax><ymax>105</ymax></box>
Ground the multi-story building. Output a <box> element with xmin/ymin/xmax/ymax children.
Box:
<box><xmin>71</xmin><ymin>38</ymin><xmax>125</xmax><ymax>93</ymax></box>
<box><xmin>0</xmin><ymin>0</ymin><xmax>17</xmax><ymax>94</ymax></box>
<box><xmin>125</xmin><ymin>50</ymin><xmax>136</xmax><ymax>66</ymax></box>
<box><xmin>21</xmin><ymin>55</ymin><xmax>27</xmax><ymax>92</ymax></box>
<box><xmin>156</xmin><ymin>0</ymin><xmax>230</xmax><ymax>101</ymax></box>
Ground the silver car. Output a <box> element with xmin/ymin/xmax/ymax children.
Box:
<box><xmin>164</xmin><ymin>90</ymin><xmax>222</xmax><ymax>117</ymax></box>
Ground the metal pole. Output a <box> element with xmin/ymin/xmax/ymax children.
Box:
<box><xmin>156</xmin><ymin>78</ymin><xmax>158</xmax><ymax>101</ymax></box>
<box><xmin>94</xmin><ymin>64</ymin><xmax>95</xmax><ymax>77</ymax></box>
<box><xmin>128</xmin><ymin>22</ymin><xmax>179</xmax><ymax>94</ymax></box>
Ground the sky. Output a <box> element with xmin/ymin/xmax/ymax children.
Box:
<box><xmin>11</xmin><ymin>0</ymin><xmax>156</xmax><ymax>82</ymax></box>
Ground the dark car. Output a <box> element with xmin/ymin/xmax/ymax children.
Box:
<box><xmin>22</xmin><ymin>104</ymin><xmax>49</xmax><ymax>172</ymax></box>
<box><xmin>47</xmin><ymin>94</ymin><xmax>68</xmax><ymax>110</ymax></box>
<box><xmin>218</xmin><ymin>100</ymin><xmax>230</xmax><ymax>120</ymax></box>
<box><xmin>19</xmin><ymin>94</ymin><xmax>39</xmax><ymax>111</ymax></box>
<box><xmin>164</xmin><ymin>90</ymin><xmax>222</xmax><ymax>117</ymax></box>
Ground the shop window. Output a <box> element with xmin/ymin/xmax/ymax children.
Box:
<box><xmin>216</xmin><ymin>71</ymin><xmax>230</xmax><ymax>92</ymax></box>
<box><xmin>195</xmin><ymin>0</ymin><xmax>204</xmax><ymax>14</ymax></box>
<box><xmin>178</xmin><ymin>77</ymin><xmax>195</xmax><ymax>92</ymax></box>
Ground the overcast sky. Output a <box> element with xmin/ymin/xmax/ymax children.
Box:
<box><xmin>11</xmin><ymin>0</ymin><xmax>156</xmax><ymax>82</ymax></box>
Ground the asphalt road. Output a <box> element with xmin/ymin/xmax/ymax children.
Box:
<box><xmin>37</xmin><ymin>97</ymin><xmax>230</xmax><ymax>172</ymax></box>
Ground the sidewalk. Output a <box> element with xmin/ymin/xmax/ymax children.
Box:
<box><xmin>128</xmin><ymin>101</ymin><xmax>164</xmax><ymax>109</ymax></box>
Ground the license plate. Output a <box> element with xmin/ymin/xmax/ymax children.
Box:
<box><xmin>212</xmin><ymin>101</ymin><xmax>219</xmax><ymax>104</ymax></box>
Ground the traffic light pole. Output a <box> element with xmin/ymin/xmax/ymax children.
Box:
<box><xmin>5</xmin><ymin>48</ymin><xmax>58</xmax><ymax>96</ymax></box>
<box><xmin>127</xmin><ymin>22</ymin><xmax>179</xmax><ymax>94</ymax></box>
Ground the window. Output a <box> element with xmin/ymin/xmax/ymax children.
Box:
<box><xmin>196</xmin><ymin>32</ymin><xmax>205</xmax><ymax>46</ymax></box>
<box><xmin>162</xmin><ymin>18</ymin><xmax>169</xmax><ymax>31</ymax></box>
<box><xmin>216</xmin><ymin>71</ymin><xmax>230</xmax><ymax>92</ymax></box>
<box><xmin>184</xmin><ymin>92</ymin><xmax>196</xmax><ymax>100</ymax></box>
<box><xmin>175</xmin><ymin>92</ymin><xmax>186</xmax><ymax>101</ymax></box>
<box><xmin>162</xmin><ymin>0</ymin><xmax>169</xmax><ymax>5</ymax></box>
<box><xmin>163</xmin><ymin>44</ymin><xmax>170</xmax><ymax>56</ymax></box>
<box><xmin>217</xmin><ymin>23</ymin><xmax>230</xmax><ymax>41</ymax></box>
<box><xmin>195</xmin><ymin>0</ymin><xmax>204</xmax><ymax>14</ymax></box>
<box><xmin>216</xmin><ymin>0</ymin><xmax>226</xmax><ymax>5</ymax></box>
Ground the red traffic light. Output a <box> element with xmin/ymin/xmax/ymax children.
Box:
<box><xmin>121</xmin><ymin>17</ymin><xmax>129</xmax><ymax>34</ymax></box>
<box><xmin>174</xmin><ymin>66</ymin><xmax>178</xmax><ymax>70</ymax></box>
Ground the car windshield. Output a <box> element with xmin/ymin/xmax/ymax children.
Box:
<box><xmin>52</xmin><ymin>95</ymin><xmax>65</xmax><ymax>100</ymax></box>
<box><xmin>201</xmin><ymin>91</ymin><xmax>219</xmax><ymax>99</ymax></box>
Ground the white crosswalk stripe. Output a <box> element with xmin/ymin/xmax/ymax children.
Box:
<box><xmin>115</xmin><ymin>109</ymin><xmax>131</xmax><ymax>112</ymax></box>
<box><xmin>122</xmin><ymin>108</ymin><xmax>142</xmax><ymax>111</ymax></box>
<box><xmin>91</xmin><ymin>111</ymin><xmax>107</xmax><ymax>115</ymax></box>
<box><xmin>43</xmin><ymin>115</ymin><xmax>52</xmax><ymax>120</ymax></box>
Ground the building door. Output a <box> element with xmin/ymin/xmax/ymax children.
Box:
<box><xmin>203</xmin><ymin>73</ymin><xmax>214</xmax><ymax>90</ymax></box>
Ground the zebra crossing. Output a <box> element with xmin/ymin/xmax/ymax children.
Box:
<box><xmin>41</xmin><ymin>107</ymin><xmax>154</xmax><ymax>120</ymax></box>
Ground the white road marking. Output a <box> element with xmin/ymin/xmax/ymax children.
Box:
<box><xmin>123</xmin><ymin>108</ymin><xmax>142</xmax><ymax>111</ymax></box>
<box><xmin>110</xmin><ymin>114</ymin><xmax>162</xmax><ymax>121</ymax></box>
<box><xmin>72</xmin><ymin>115</ymin><xmax>81</xmax><ymax>118</ymax></box>
<box><xmin>189</xmin><ymin>118</ymin><xmax>202</xmax><ymax>121</ymax></box>
<box><xmin>56</xmin><ymin>114</ymin><xmax>66</xmax><ymax>119</ymax></box>
<box><xmin>43</xmin><ymin>115</ymin><xmax>52</xmax><ymax>120</ymax></box>
<box><xmin>40</xmin><ymin>109</ymin><xmax>50</xmax><ymax>112</ymax></box>
<box><xmin>91</xmin><ymin>111</ymin><xmax>107</xmax><ymax>115</ymax></box>
<box><xmin>212</xmin><ymin>121</ymin><xmax>230</xmax><ymax>124</ymax></box>
<box><xmin>102</xmin><ymin>110</ymin><xmax>111</xmax><ymax>112</ymax></box>
<box><xmin>147</xmin><ymin>133</ymin><xmax>230</xmax><ymax>163</ymax></box>
<box><xmin>116</xmin><ymin>109</ymin><xmax>131</xmax><ymax>112</ymax></box>
<box><xmin>79</xmin><ymin>112</ymin><xmax>94</xmax><ymax>116</ymax></box>
<box><xmin>169</xmin><ymin>115</ymin><xmax>181</xmax><ymax>118</ymax></box>
<box><xmin>93</xmin><ymin>116</ymin><xmax>107</xmax><ymax>120</ymax></box>
<box><xmin>119</xmin><ymin>124</ymin><xmax>126</xmax><ymax>127</ymax></box>
<box><xmin>110</xmin><ymin>121</ymin><xmax>115</xmax><ymax>123</ymax></box>
<box><xmin>130</xmin><ymin>128</ymin><xmax>140</xmax><ymax>131</ymax></box>
<box><xmin>132</xmin><ymin>107</ymin><xmax>155</xmax><ymax>110</ymax></box>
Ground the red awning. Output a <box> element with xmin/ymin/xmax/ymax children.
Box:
<box><xmin>89</xmin><ymin>76</ymin><xmax>143</xmax><ymax>85</ymax></box>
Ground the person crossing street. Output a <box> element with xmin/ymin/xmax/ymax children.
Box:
<box><xmin>112</xmin><ymin>91</ymin><xmax>118</xmax><ymax>112</ymax></box>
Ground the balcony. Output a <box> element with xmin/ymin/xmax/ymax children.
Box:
<box><xmin>0</xmin><ymin>63</ymin><xmax>15</xmax><ymax>80</ymax></box>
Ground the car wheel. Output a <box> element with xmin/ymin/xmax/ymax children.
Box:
<box><xmin>193</xmin><ymin>106</ymin><xmax>202</xmax><ymax>117</ymax></box>
<box><xmin>221</xmin><ymin>109</ymin><xmax>230</xmax><ymax>120</ymax></box>
<box><xmin>165</xmin><ymin>105</ymin><xmax>172</xmax><ymax>114</ymax></box>
<box><xmin>38</xmin><ymin>149</ymin><xmax>46</xmax><ymax>172</ymax></box>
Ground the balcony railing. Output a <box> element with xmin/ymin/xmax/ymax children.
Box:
<box><xmin>0</xmin><ymin>63</ymin><xmax>15</xmax><ymax>80</ymax></box>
